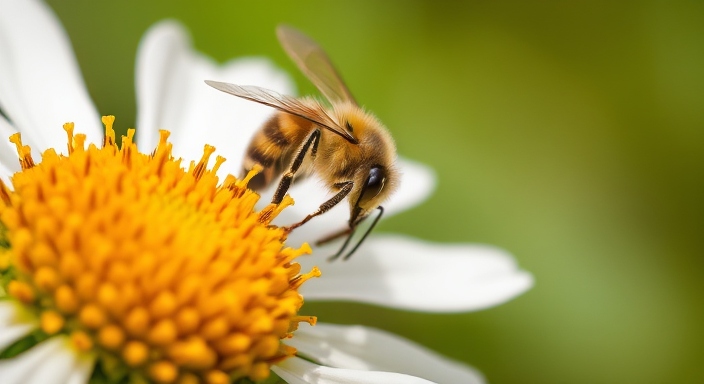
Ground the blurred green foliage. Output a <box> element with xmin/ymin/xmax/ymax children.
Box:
<box><xmin>45</xmin><ymin>1</ymin><xmax>704</xmax><ymax>383</ymax></box>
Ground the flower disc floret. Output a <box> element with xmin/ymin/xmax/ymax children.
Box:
<box><xmin>0</xmin><ymin>116</ymin><xmax>319</xmax><ymax>383</ymax></box>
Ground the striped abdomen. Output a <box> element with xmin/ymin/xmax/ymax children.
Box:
<box><xmin>243</xmin><ymin>112</ymin><xmax>313</xmax><ymax>190</ymax></box>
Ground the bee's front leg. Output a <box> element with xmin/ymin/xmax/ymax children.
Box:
<box><xmin>283</xmin><ymin>181</ymin><xmax>353</xmax><ymax>233</ymax></box>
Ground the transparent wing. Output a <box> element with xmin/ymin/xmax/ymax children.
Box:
<box><xmin>277</xmin><ymin>25</ymin><xmax>357</xmax><ymax>105</ymax></box>
<box><xmin>205</xmin><ymin>80</ymin><xmax>357</xmax><ymax>143</ymax></box>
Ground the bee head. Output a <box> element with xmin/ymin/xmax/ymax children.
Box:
<box><xmin>349</xmin><ymin>164</ymin><xmax>397</xmax><ymax>225</ymax></box>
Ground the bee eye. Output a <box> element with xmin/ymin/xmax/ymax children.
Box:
<box><xmin>359</xmin><ymin>166</ymin><xmax>386</xmax><ymax>206</ymax></box>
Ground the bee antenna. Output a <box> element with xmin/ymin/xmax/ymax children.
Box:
<box><xmin>342</xmin><ymin>206</ymin><xmax>384</xmax><ymax>261</ymax></box>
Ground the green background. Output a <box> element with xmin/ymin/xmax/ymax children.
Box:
<box><xmin>45</xmin><ymin>1</ymin><xmax>704</xmax><ymax>383</ymax></box>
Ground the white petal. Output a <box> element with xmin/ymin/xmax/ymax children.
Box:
<box><xmin>288</xmin><ymin>323</ymin><xmax>484</xmax><ymax>384</ymax></box>
<box><xmin>135</xmin><ymin>20</ymin><xmax>294</xmax><ymax>178</ymax></box>
<box><xmin>66</xmin><ymin>354</ymin><xmax>94</xmax><ymax>384</ymax></box>
<box><xmin>0</xmin><ymin>301</ymin><xmax>21</xmax><ymax>324</ymax></box>
<box><xmin>134</xmin><ymin>21</ymin><xmax>192</xmax><ymax>153</ymax></box>
<box><xmin>23</xmin><ymin>338</ymin><xmax>89</xmax><ymax>384</ymax></box>
<box><xmin>273</xmin><ymin>157</ymin><xmax>436</xmax><ymax>249</ymax></box>
<box><xmin>0</xmin><ymin>115</ymin><xmax>21</xmax><ymax>176</ymax></box>
<box><xmin>273</xmin><ymin>356</ymin><xmax>435</xmax><ymax>384</ymax></box>
<box><xmin>0</xmin><ymin>336</ymin><xmax>86</xmax><ymax>384</ymax></box>
<box><xmin>384</xmin><ymin>158</ymin><xmax>436</xmax><ymax>216</ymax></box>
<box><xmin>299</xmin><ymin>234</ymin><xmax>534</xmax><ymax>312</ymax></box>
<box><xmin>0</xmin><ymin>324</ymin><xmax>35</xmax><ymax>352</ymax></box>
<box><xmin>0</xmin><ymin>163</ymin><xmax>14</xmax><ymax>190</ymax></box>
<box><xmin>0</xmin><ymin>301</ymin><xmax>38</xmax><ymax>351</ymax></box>
<box><xmin>0</xmin><ymin>0</ymin><xmax>101</xmax><ymax>156</ymax></box>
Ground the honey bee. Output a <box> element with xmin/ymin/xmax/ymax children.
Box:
<box><xmin>205</xmin><ymin>25</ymin><xmax>398</xmax><ymax>261</ymax></box>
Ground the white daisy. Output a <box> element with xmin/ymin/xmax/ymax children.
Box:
<box><xmin>0</xmin><ymin>1</ymin><xmax>533</xmax><ymax>383</ymax></box>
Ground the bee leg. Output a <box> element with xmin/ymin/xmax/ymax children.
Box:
<box><xmin>271</xmin><ymin>129</ymin><xmax>321</xmax><ymax>204</ymax></box>
<box><xmin>324</xmin><ymin>206</ymin><xmax>385</xmax><ymax>261</ymax></box>
<box><xmin>316</xmin><ymin>227</ymin><xmax>353</xmax><ymax>246</ymax></box>
<box><xmin>340</xmin><ymin>206</ymin><xmax>384</xmax><ymax>261</ymax></box>
<box><xmin>326</xmin><ymin>224</ymin><xmax>359</xmax><ymax>261</ymax></box>
<box><xmin>284</xmin><ymin>181</ymin><xmax>353</xmax><ymax>232</ymax></box>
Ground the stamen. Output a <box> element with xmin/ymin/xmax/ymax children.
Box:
<box><xmin>290</xmin><ymin>266</ymin><xmax>322</xmax><ymax>289</ymax></box>
<box><xmin>259</xmin><ymin>195</ymin><xmax>295</xmax><ymax>225</ymax></box>
<box><xmin>193</xmin><ymin>145</ymin><xmax>216</xmax><ymax>180</ymax></box>
<box><xmin>212</xmin><ymin>155</ymin><xmax>226</xmax><ymax>174</ymax></box>
<box><xmin>73</xmin><ymin>133</ymin><xmax>86</xmax><ymax>153</ymax></box>
<box><xmin>101</xmin><ymin>115</ymin><xmax>116</xmax><ymax>147</ymax></box>
<box><xmin>63</xmin><ymin>122</ymin><xmax>75</xmax><ymax>154</ymax></box>
<box><xmin>291</xmin><ymin>316</ymin><xmax>318</xmax><ymax>327</ymax></box>
<box><xmin>9</xmin><ymin>133</ymin><xmax>35</xmax><ymax>170</ymax></box>
<box><xmin>227</xmin><ymin>165</ymin><xmax>263</xmax><ymax>199</ymax></box>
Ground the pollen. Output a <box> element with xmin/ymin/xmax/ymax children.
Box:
<box><xmin>0</xmin><ymin>116</ymin><xmax>317</xmax><ymax>383</ymax></box>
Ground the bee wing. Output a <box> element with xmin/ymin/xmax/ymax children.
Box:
<box><xmin>277</xmin><ymin>25</ymin><xmax>357</xmax><ymax>105</ymax></box>
<box><xmin>205</xmin><ymin>80</ymin><xmax>358</xmax><ymax>143</ymax></box>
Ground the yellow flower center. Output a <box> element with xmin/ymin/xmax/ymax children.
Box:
<box><xmin>0</xmin><ymin>116</ymin><xmax>320</xmax><ymax>383</ymax></box>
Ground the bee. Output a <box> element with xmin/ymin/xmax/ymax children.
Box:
<box><xmin>205</xmin><ymin>25</ymin><xmax>398</xmax><ymax>261</ymax></box>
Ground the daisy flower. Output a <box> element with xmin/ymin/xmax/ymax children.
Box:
<box><xmin>0</xmin><ymin>1</ymin><xmax>533</xmax><ymax>383</ymax></box>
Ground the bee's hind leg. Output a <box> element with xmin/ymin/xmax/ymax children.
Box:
<box><xmin>271</xmin><ymin>129</ymin><xmax>321</xmax><ymax>204</ymax></box>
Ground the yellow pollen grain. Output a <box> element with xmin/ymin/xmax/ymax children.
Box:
<box><xmin>28</xmin><ymin>242</ymin><xmax>58</xmax><ymax>268</ymax></box>
<box><xmin>247</xmin><ymin>316</ymin><xmax>274</xmax><ymax>334</ymax></box>
<box><xmin>33</xmin><ymin>266</ymin><xmax>60</xmax><ymax>292</ymax></box>
<box><xmin>123</xmin><ymin>341</ymin><xmax>149</xmax><ymax>366</ymax></box>
<box><xmin>175</xmin><ymin>307</ymin><xmax>200</xmax><ymax>335</ymax></box>
<box><xmin>178</xmin><ymin>373</ymin><xmax>200</xmax><ymax>384</ymax></box>
<box><xmin>206</xmin><ymin>370</ymin><xmax>229</xmax><ymax>384</ymax></box>
<box><xmin>252</xmin><ymin>335</ymin><xmax>280</xmax><ymax>358</ymax></box>
<box><xmin>201</xmin><ymin>316</ymin><xmax>229</xmax><ymax>341</ymax></box>
<box><xmin>250</xmin><ymin>362</ymin><xmax>272</xmax><ymax>382</ymax></box>
<box><xmin>149</xmin><ymin>361</ymin><xmax>178</xmax><ymax>384</ymax></box>
<box><xmin>8</xmin><ymin>280</ymin><xmax>35</xmax><ymax>303</ymax></box>
<box><xmin>99</xmin><ymin>324</ymin><xmax>126</xmax><ymax>350</ymax></box>
<box><xmin>76</xmin><ymin>274</ymin><xmax>98</xmax><ymax>301</ymax></box>
<box><xmin>79</xmin><ymin>303</ymin><xmax>107</xmax><ymax>329</ymax></box>
<box><xmin>125</xmin><ymin>307</ymin><xmax>150</xmax><ymax>337</ymax></box>
<box><xmin>219</xmin><ymin>354</ymin><xmax>251</xmax><ymax>372</ymax></box>
<box><xmin>58</xmin><ymin>251</ymin><xmax>83</xmax><ymax>281</ymax></box>
<box><xmin>40</xmin><ymin>310</ymin><xmax>65</xmax><ymax>335</ymax></box>
<box><xmin>71</xmin><ymin>330</ymin><xmax>93</xmax><ymax>351</ymax></box>
<box><xmin>97</xmin><ymin>283</ymin><xmax>119</xmax><ymax>309</ymax></box>
<box><xmin>168</xmin><ymin>338</ymin><xmax>216</xmax><ymax>369</ymax></box>
<box><xmin>214</xmin><ymin>333</ymin><xmax>251</xmax><ymax>355</ymax></box>
<box><xmin>54</xmin><ymin>284</ymin><xmax>79</xmax><ymax>314</ymax></box>
<box><xmin>150</xmin><ymin>291</ymin><xmax>178</xmax><ymax>319</ymax></box>
<box><xmin>0</xmin><ymin>116</ymin><xmax>319</xmax><ymax>382</ymax></box>
<box><xmin>148</xmin><ymin>319</ymin><xmax>178</xmax><ymax>346</ymax></box>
